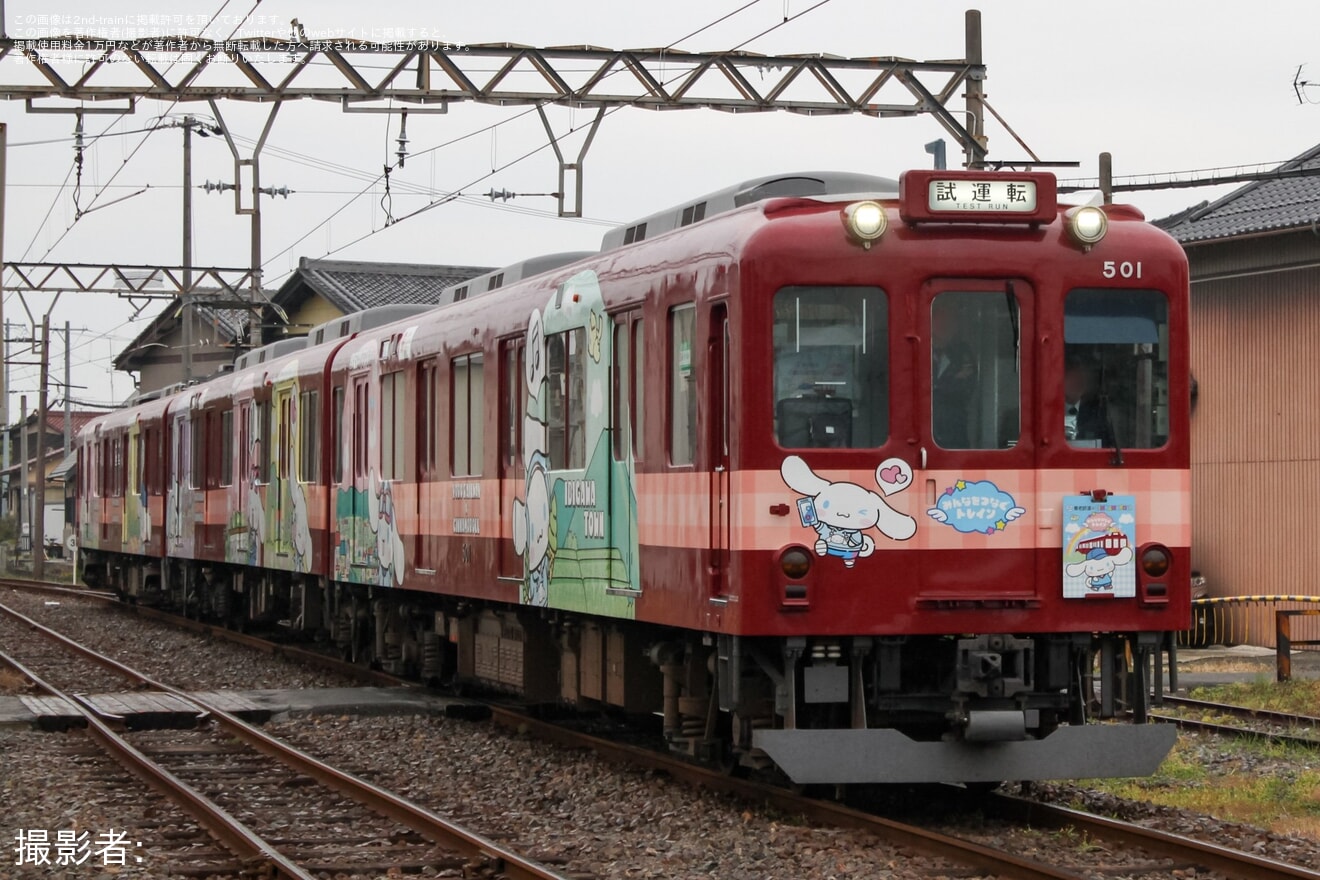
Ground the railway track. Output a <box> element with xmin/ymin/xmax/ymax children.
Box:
<box><xmin>0</xmin><ymin>598</ymin><xmax>578</xmax><ymax>880</ymax></box>
<box><xmin>7</xmin><ymin>578</ymin><xmax>1320</xmax><ymax>879</ymax></box>
<box><xmin>1153</xmin><ymin>694</ymin><xmax>1320</xmax><ymax>750</ymax></box>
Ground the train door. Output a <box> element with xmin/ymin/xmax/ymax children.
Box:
<box><xmin>273</xmin><ymin>384</ymin><xmax>294</xmax><ymax>554</ymax></box>
<box><xmin>415</xmin><ymin>358</ymin><xmax>439</xmax><ymax>576</ymax></box>
<box><xmin>498</xmin><ymin>339</ymin><xmax>525</xmax><ymax>579</ymax></box>
<box><xmin>917</xmin><ymin>280</ymin><xmax>1037</xmax><ymax>598</ymax></box>
<box><xmin>170</xmin><ymin>411</ymin><xmax>186</xmax><ymax>551</ymax></box>
<box><xmin>707</xmin><ymin>303</ymin><xmax>730</xmax><ymax>595</ymax></box>
<box><xmin>349</xmin><ymin>371</ymin><xmax>372</xmax><ymax>577</ymax></box>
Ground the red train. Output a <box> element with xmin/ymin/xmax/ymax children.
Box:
<box><xmin>77</xmin><ymin>169</ymin><xmax>1189</xmax><ymax>784</ymax></box>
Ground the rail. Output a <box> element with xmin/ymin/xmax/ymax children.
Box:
<box><xmin>0</xmin><ymin>600</ymin><xmax>574</xmax><ymax>880</ymax></box>
<box><xmin>8</xmin><ymin>580</ymin><xmax>1320</xmax><ymax>878</ymax></box>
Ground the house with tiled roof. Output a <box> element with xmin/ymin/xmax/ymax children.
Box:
<box><xmin>3</xmin><ymin>407</ymin><xmax>110</xmax><ymax>553</ymax></box>
<box><xmin>116</xmin><ymin>258</ymin><xmax>491</xmax><ymax>394</ymax></box>
<box><xmin>1155</xmin><ymin>143</ymin><xmax>1320</xmax><ymax>627</ymax></box>
<box><xmin>269</xmin><ymin>257</ymin><xmax>492</xmax><ymax>337</ymax></box>
<box><xmin>114</xmin><ymin>300</ymin><xmax>251</xmax><ymax>393</ymax></box>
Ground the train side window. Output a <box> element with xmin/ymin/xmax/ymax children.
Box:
<box><xmin>220</xmin><ymin>410</ymin><xmax>234</xmax><ymax>487</ymax></box>
<box><xmin>353</xmin><ymin>380</ymin><xmax>368</xmax><ymax>480</ymax></box>
<box><xmin>253</xmin><ymin>401</ymin><xmax>270</xmax><ymax>484</ymax></box>
<box><xmin>546</xmin><ymin>331</ymin><xmax>585</xmax><ymax>470</ymax></box>
<box><xmin>500</xmin><ymin>340</ymin><xmax>524</xmax><ymax>472</ymax></box>
<box><xmin>298</xmin><ymin>390</ymin><xmax>319</xmax><ymax>482</ymax></box>
<box><xmin>331</xmin><ymin>386</ymin><xmax>345</xmax><ymax>483</ymax></box>
<box><xmin>452</xmin><ymin>353</ymin><xmax>485</xmax><ymax>477</ymax></box>
<box><xmin>205</xmin><ymin>410</ymin><xmax>218</xmax><ymax>489</ymax></box>
<box><xmin>931</xmin><ymin>291</ymin><xmax>1019</xmax><ymax>450</ymax></box>
<box><xmin>633</xmin><ymin>319</ymin><xmax>645</xmax><ymax>460</ymax></box>
<box><xmin>1064</xmin><ymin>289</ymin><xmax>1169</xmax><ymax>449</ymax></box>
<box><xmin>669</xmin><ymin>305</ymin><xmax>696</xmax><ymax>465</ymax></box>
<box><xmin>381</xmin><ymin>371</ymin><xmax>406</xmax><ymax>480</ymax></box>
<box><xmin>129</xmin><ymin>431</ymin><xmax>142</xmax><ymax>497</ymax></box>
<box><xmin>418</xmin><ymin>360</ymin><xmax>438</xmax><ymax>480</ymax></box>
<box><xmin>189</xmin><ymin>413</ymin><xmax>204</xmax><ymax>490</ymax></box>
<box><xmin>773</xmin><ymin>287</ymin><xmax>888</xmax><ymax>449</ymax></box>
<box><xmin>612</xmin><ymin>318</ymin><xmax>630</xmax><ymax>460</ymax></box>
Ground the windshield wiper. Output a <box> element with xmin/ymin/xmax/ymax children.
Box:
<box><xmin>1005</xmin><ymin>281</ymin><xmax>1020</xmax><ymax>373</ymax></box>
<box><xmin>1097</xmin><ymin>359</ymin><xmax>1125</xmax><ymax>466</ymax></box>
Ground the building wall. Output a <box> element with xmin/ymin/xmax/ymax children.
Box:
<box><xmin>1189</xmin><ymin>240</ymin><xmax>1320</xmax><ymax>605</ymax></box>
<box><xmin>130</xmin><ymin>309</ymin><xmax>241</xmax><ymax>392</ymax></box>
<box><xmin>286</xmin><ymin>296</ymin><xmax>344</xmax><ymax>335</ymax></box>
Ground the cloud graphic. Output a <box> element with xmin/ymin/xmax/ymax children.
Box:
<box><xmin>929</xmin><ymin>480</ymin><xmax>1023</xmax><ymax>535</ymax></box>
<box><xmin>1064</xmin><ymin>523</ymin><xmax>1081</xmax><ymax>535</ymax></box>
<box><xmin>1119</xmin><ymin>513</ymin><xmax>1134</xmax><ymax>524</ymax></box>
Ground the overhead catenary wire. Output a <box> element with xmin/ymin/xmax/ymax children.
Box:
<box><xmin>14</xmin><ymin>0</ymin><xmax>257</xmax><ymax>269</ymax></box>
<box><xmin>259</xmin><ymin>0</ymin><xmax>780</xmax><ymax>272</ymax></box>
<box><xmin>13</xmin><ymin>1</ymin><xmax>830</xmax><ymax>404</ymax></box>
<box><xmin>270</xmin><ymin>0</ymin><xmax>832</xmax><ymax>271</ymax></box>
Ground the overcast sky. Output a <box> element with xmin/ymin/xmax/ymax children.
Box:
<box><xmin>1</xmin><ymin>0</ymin><xmax>1317</xmax><ymax>418</ymax></box>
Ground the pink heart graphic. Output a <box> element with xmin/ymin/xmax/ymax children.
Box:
<box><xmin>880</xmin><ymin>465</ymin><xmax>907</xmax><ymax>485</ymax></box>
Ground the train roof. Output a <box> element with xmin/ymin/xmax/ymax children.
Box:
<box><xmin>302</xmin><ymin>304</ymin><xmax>436</xmax><ymax>349</ymax></box>
<box><xmin>437</xmin><ymin>251</ymin><xmax>595</xmax><ymax>306</ymax></box>
<box><xmin>600</xmin><ymin>171</ymin><xmax>899</xmax><ymax>252</ymax></box>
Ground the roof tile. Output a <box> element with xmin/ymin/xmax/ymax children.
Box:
<box><xmin>1156</xmin><ymin>143</ymin><xmax>1320</xmax><ymax>243</ymax></box>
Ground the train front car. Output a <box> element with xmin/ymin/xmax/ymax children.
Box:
<box><xmin>715</xmin><ymin>171</ymin><xmax>1188</xmax><ymax>784</ymax></box>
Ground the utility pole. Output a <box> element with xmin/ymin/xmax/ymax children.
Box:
<box><xmin>33</xmin><ymin>315</ymin><xmax>49</xmax><ymax>580</ymax></box>
<box><xmin>0</xmin><ymin>124</ymin><xmax>8</xmax><ymax>519</ymax></box>
<box><xmin>62</xmin><ymin>321</ymin><xmax>71</xmax><ymax>455</ymax></box>
<box><xmin>964</xmin><ymin>10</ymin><xmax>987</xmax><ymax>170</ymax></box>
<box><xmin>182</xmin><ymin>116</ymin><xmax>194</xmax><ymax>383</ymax></box>
<box><xmin>18</xmin><ymin>394</ymin><xmax>25</xmax><ymax>557</ymax></box>
<box><xmin>210</xmin><ymin>100</ymin><xmax>281</xmax><ymax>348</ymax></box>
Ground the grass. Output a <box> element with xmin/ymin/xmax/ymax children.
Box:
<box><xmin>0</xmin><ymin>665</ymin><xmax>30</xmax><ymax>694</ymax></box>
<box><xmin>1083</xmin><ymin>736</ymin><xmax>1320</xmax><ymax>836</ymax></box>
<box><xmin>1190</xmin><ymin>679</ymin><xmax>1320</xmax><ymax>717</ymax></box>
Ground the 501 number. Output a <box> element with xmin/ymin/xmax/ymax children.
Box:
<box><xmin>1102</xmin><ymin>260</ymin><xmax>1143</xmax><ymax>279</ymax></box>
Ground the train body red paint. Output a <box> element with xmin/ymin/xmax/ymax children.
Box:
<box><xmin>76</xmin><ymin>170</ymin><xmax>1188</xmax><ymax>783</ymax></box>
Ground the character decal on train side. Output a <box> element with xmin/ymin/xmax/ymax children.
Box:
<box><xmin>368</xmin><ymin>470</ymin><xmax>406</xmax><ymax>587</ymax></box>
<box><xmin>1062</xmin><ymin>496</ymin><xmax>1137</xmax><ymax>598</ymax></box>
<box><xmin>511</xmin><ymin>270</ymin><xmax>640</xmax><ymax>615</ymax></box>
<box><xmin>245</xmin><ymin>433</ymin><xmax>266</xmax><ymax>566</ymax></box>
<box><xmin>267</xmin><ymin>369</ymin><xmax>314</xmax><ymax>574</ymax></box>
<box><xmin>926</xmin><ymin>479</ymin><xmax>1027</xmax><ymax>535</ymax></box>
<box><xmin>780</xmin><ymin>455</ymin><xmax>917</xmax><ymax>567</ymax></box>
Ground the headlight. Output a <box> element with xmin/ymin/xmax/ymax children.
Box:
<box><xmin>1066</xmin><ymin>205</ymin><xmax>1108</xmax><ymax>248</ymax></box>
<box><xmin>1140</xmin><ymin>545</ymin><xmax>1171</xmax><ymax>578</ymax></box>
<box><xmin>781</xmin><ymin>546</ymin><xmax>812</xmax><ymax>579</ymax></box>
<box><xmin>843</xmin><ymin>201</ymin><xmax>887</xmax><ymax>248</ymax></box>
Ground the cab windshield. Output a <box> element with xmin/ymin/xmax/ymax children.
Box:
<box><xmin>772</xmin><ymin>286</ymin><xmax>888</xmax><ymax>448</ymax></box>
<box><xmin>1063</xmin><ymin>289</ymin><xmax>1169</xmax><ymax>449</ymax></box>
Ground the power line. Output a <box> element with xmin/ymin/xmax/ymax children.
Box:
<box><xmin>265</xmin><ymin>0</ymin><xmax>829</xmax><ymax>269</ymax></box>
<box><xmin>18</xmin><ymin>0</ymin><xmax>256</xmax><ymax>267</ymax></box>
